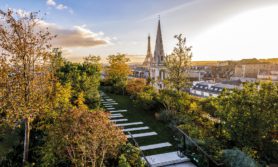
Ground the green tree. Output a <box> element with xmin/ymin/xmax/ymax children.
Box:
<box><xmin>165</xmin><ymin>34</ymin><xmax>192</xmax><ymax>91</ymax></box>
<box><xmin>105</xmin><ymin>54</ymin><xmax>131</xmax><ymax>95</ymax></box>
<box><xmin>57</xmin><ymin>58</ymin><xmax>101</xmax><ymax>108</ymax></box>
<box><xmin>216</xmin><ymin>82</ymin><xmax>278</xmax><ymax>162</ymax></box>
<box><xmin>0</xmin><ymin>9</ymin><xmax>55</xmax><ymax>165</ymax></box>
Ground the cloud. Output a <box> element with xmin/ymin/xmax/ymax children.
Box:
<box><xmin>56</xmin><ymin>4</ymin><xmax>67</xmax><ymax>10</ymax></box>
<box><xmin>38</xmin><ymin>21</ymin><xmax>110</xmax><ymax>48</ymax></box>
<box><xmin>46</xmin><ymin>0</ymin><xmax>70</xmax><ymax>11</ymax></box>
<box><xmin>46</xmin><ymin>0</ymin><xmax>56</xmax><ymax>6</ymax></box>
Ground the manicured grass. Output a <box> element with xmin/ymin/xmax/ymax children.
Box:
<box><xmin>101</xmin><ymin>92</ymin><xmax>178</xmax><ymax>156</ymax></box>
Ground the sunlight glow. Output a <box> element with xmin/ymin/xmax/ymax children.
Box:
<box><xmin>192</xmin><ymin>5</ymin><xmax>278</xmax><ymax>60</ymax></box>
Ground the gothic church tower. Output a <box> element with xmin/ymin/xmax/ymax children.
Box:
<box><xmin>142</xmin><ymin>35</ymin><xmax>153</xmax><ymax>67</ymax></box>
<box><xmin>150</xmin><ymin>19</ymin><xmax>166</xmax><ymax>89</ymax></box>
<box><xmin>153</xmin><ymin>19</ymin><xmax>165</xmax><ymax>66</ymax></box>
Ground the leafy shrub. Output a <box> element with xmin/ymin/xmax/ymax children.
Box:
<box><xmin>118</xmin><ymin>154</ymin><xmax>131</xmax><ymax>167</ymax></box>
<box><xmin>135</xmin><ymin>86</ymin><xmax>158</xmax><ymax>110</ymax></box>
<box><xmin>199</xmin><ymin>97</ymin><xmax>218</xmax><ymax>117</ymax></box>
<box><xmin>158</xmin><ymin>89</ymin><xmax>192</xmax><ymax>112</ymax></box>
<box><xmin>178</xmin><ymin>123</ymin><xmax>206</xmax><ymax>141</ymax></box>
<box><xmin>222</xmin><ymin>148</ymin><xmax>261</xmax><ymax>167</ymax></box>
<box><xmin>119</xmin><ymin>144</ymin><xmax>145</xmax><ymax>167</ymax></box>
<box><xmin>155</xmin><ymin>109</ymin><xmax>176</xmax><ymax>122</ymax></box>
<box><xmin>125</xmin><ymin>79</ymin><xmax>146</xmax><ymax>98</ymax></box>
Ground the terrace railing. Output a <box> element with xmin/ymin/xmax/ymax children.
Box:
<box><xmin>173</xmin><ymin>127</ymin><xmax>224</xmax><ymax>167</ymax></box>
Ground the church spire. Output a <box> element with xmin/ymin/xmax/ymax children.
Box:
<box><xmin>143</xmin><ymin>34</ymin><xmax>152</xmax><ymax>67</ymax></box>
<box><xmin>154</xmin><ymin>18</ymin><xmax>165</xmax><ymax>65</ymax></box>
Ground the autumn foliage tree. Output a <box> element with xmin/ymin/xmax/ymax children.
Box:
<box><xmin>0</xmin><ymin>9</ymin><xmax>55</xmax><ymax>165</ymax></box>
<box><xmin>105</xmin><ymin>54</ymin><xmax>131</xmax><ymax>94</ymax></box>
<box><xmin>42</xmin><ymin>109</ymin><xmax>127</xmax><ymax>167</ymax></box>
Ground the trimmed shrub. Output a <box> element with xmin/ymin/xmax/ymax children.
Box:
<box><xmin>222</xmin><ymin>148</ymin><xmax>261</xmax><ymax>167</ymax></box>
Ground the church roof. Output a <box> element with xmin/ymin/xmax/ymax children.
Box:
<box><xmin>153</xmin><ymin>19</ymin><xmax>165</xmax><ymax>66</ymax></box>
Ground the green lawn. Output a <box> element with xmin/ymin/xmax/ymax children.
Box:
<box><xmin>101</xmin><ymin>92</ymin><xmax>178</xmax><ymax>156</ymax></box>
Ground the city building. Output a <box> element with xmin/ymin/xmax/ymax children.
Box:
<box><xmin>234</xmin><ymin>63</ymin><xmax>278</xmax><ymax>78</ymax></box>
<box><xmin>257</xmin><ymin>70</ymin><xmax>278</xmax><ymax>81</ymax></box>
<box><xmin>190</xmin><ymin>81</ymin><xmax>240</xmax><ymax>97</ymax></box>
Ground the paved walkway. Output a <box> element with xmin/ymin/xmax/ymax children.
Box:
<box><xmin>100</xmin><ymin>91</ymin><xmax>196</xmax><ymax>167</ymax></box>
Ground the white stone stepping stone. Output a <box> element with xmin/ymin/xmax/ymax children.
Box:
<box><xmin>102</xmin><ymin>103</ymin><xmax>118</xmax><ymax>105</ymax></box>
<box><xmin>110</xmin><ymin>113</ymin><xmax>123</xmax><ymax>116</ymax></box>
<box><xmin>111</xmin><ymin>119</ymin><xmax>128</xmax><ymax>122</ymax></box>
<box><xmin>102</xmin><ymin>102</ymin><xmax>118</xmax><ymax>105</ymax></box>
<box><xmin>109</xmin><ymin>110</ymin><xmax>127</xmax><ymax>113</ymax></box>
<box><xmin>104</xmin><ymin>104</ymin><xmax>113</xmax><ymax>106</ymax></box>
<box><xmin>144</xmin><ymin>151</ymin><xmax>190</xmax><ymax>167</ymax></box>
<box><xmin>105</xmin><ymin>101</ymin><xmax>116</xmax><ymax>103</ymax></box>
<box><xmin>123</xmin><ymin>126</ymin><xmax>149</xmax><ymax>132</ymax></box>
<box><xmin>140</xmin><ymin>142</ymin><xmax>172</xmax><ymax>151</ymax></box>
<box><xmin>104</xmin><ymin>105</ymin><xmax>113</xmax><ymax>108</ymax></box>
<box><xmin>105</xmin><ymin>99</ymin><xmax>114</xmax><ymax>101</ymax></box>
<box><xmin>116</xmin><ymin>122</ymin><xmax>143</xmax><ymax>127</ymax></box>
<box><xmin>110</xmin><ymin>115</ymin><xmax>123</xmax><ymax>118</ymax></box>
<box><xmin>127</xmin><ymin>132</ymin><xmax>157</xmax><ymax>138</ymax></box>
<box><xmin>164</xmin><ymin>162</ymin><xmax>196</xmax><ymax>167</ymax></box>
<box><xmin>106</xmin><ymin>108</ymin><xmax>115</xmax><ymax>110</ymax></box>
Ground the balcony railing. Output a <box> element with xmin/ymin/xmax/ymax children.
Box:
<box><xmin>173</xmin><ymin>127</ymin><xmax>224</xmax><ymax>167</ymax></box>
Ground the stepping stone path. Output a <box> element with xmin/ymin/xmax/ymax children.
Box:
<box><xmin>116</xmin><ymin>122</ymin><xmax>143</xmax><ymax>127</ymax></box>
<box><xmin>111</xmin><ymin>119</ymin><xmax>128</xmax><ymax>122</ymax></box>
<box><xmin>127</xmin><ymin>132</ymin><xmax>158</xmax><ymax>138</ymax></box>
<box><xmin>123</xmin><ymin>126</ymin><xmax>150</xmax><ymax>132</ymax></box>
<box><xmin>100</xmin><ymin>91</ymin><xmax>196</xmax><ymax>167</ymax></box>
<box><xmin>140</xmin><ymin>142</ymin><xmax>172</xmax><ymax>151</ymax></box>
<box><xmin>110</xmin><ymin>110</ymin><xmax>127</xmax><ymax>113</ymax></box>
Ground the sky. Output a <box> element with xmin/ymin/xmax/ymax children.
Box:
<box><xmin>1</xmin><ymin>0</ymin><xmax>278</xmax><ymax>63</ymax></box>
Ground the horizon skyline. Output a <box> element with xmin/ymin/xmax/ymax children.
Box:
<box><xmin>1</xmin><ymin>0</ymin><xmax>278</xmax><ymax>63</ymax></box>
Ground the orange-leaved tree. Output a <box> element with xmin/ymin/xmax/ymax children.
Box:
<box><xmin>0</xmin><ymin>9</ymin><xmax>55</xmax><ymax>165</ymax></box>
<box><xmin>42</xmin><ymin>109</ymin><xmax>127</xmax><ymax>167</ymax></box>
